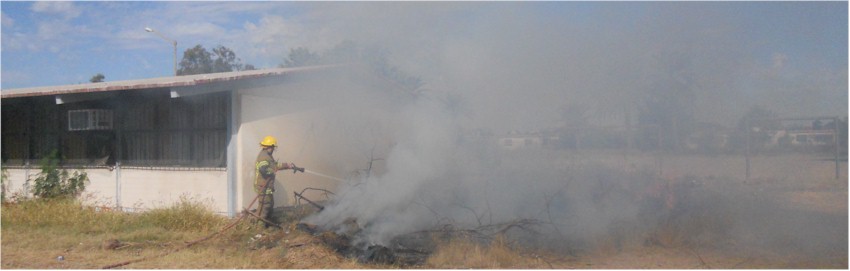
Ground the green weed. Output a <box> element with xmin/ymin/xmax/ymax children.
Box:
<box><xmin>28</xmin><ymin>150</ymin><xmax>89</xmax><ymax>199</ymax></box>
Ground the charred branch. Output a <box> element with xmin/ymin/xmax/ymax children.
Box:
<box><xmin>294</xmin><ymin>191</ymin><xmax>325</xmax><ymax>211</ymax></box>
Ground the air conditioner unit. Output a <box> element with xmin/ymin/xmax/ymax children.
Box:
<box><xmin>68</xmin><ymin>109</ymin><xmax>113</xmax><ymax>131</ymax></box>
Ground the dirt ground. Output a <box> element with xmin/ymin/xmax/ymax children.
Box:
<box><xmin>303</xmin><ymin>152</ymin><xmax>848</xmax><ymax>269</ymax></box>
<box><xmin>551</xmin><ymin>152</ymin><xmax>848</xmax><ymax>269</ymax></box>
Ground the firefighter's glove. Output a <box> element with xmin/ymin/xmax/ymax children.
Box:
<box><xmin>292</xmin><ymin>165</ymin><xmax>305</xmax><ymax>173</ymax></box>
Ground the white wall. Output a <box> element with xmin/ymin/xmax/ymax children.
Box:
<box><xmin>237</xmin><ymin>90</ymin><xmax>346</xmax><ymax>210</ymax></box>
<box><xmin>2</xmin><ymin>167</ymin><xmax>228</xmax><ymax>214</ymax></box>
<box><xmin>79</xmin><ymin>169</ymin><xmax>117</xmax><ymax>207</ymax></box>
<box><xmin>3</xmin><ymin>168</ymin><xmax>32</xmax><ymax>200</ymax></box>
<box><xmin>233</xmin><ymin>72</ymin><xmax>398</xmax><ymax>211</ymax></box>
<box><xmin>2</xmin><ymin>168</ymin><xmax>115</xmax><ymax>203</ymax></box>
<box><xmin>119</xmin><ymin>169</ymin><xmax>228</xmax><ymax>213</ymax></box>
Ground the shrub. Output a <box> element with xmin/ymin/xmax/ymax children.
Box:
<box><xmin>28</xmin><ymin>150</ymin><xmax>89</xmax><ymax>199</ymax></box>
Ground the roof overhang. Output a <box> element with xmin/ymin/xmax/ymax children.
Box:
<box><xmin>1</xmin><ymin>64</ymin><xmax>349</xmax><ymax>100</ymax></box>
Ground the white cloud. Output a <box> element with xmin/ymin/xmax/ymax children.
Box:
<box><xmin>36</xmin><ymin>19</ymin><xmax>68</xmax><ymax>40</ymax></box>
<box><xmin>2</xmin><ymin>2</ymin><xmax>93</xmax><ymax>53</ymax></box>
<box><xmin>226</xmin><ymin>14</ymin><xmax>318</xmax><ymax>68</ymax></box>
<box><xmin>172</xmin><ymin>22</ymin><xmax>225</xmax><ymax>38</ymax></box>
<box><xmin>31</xmin><ymin>1</ymin><xmax>81</xmax><ymax>19</ymax></box>
<box><xmin>772</xmin><ymin>53</ymin><xmax>787</xmax><ymax>69</ymax></box>
<box><xmin>0</xmin><ymin>70</ymin><xmax>33</xmax><ymax>89</ymax></box>
<box><xmin>1</xmin><ymin>11</ymin><xmax>13</xmax><ymax>28</ymax></box>
<box><xmin>119</xmin><ymin>2</ymin><xmax>312</xmax><ymax>68</ymax></box>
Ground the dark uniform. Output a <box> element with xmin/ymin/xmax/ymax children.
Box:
<box><xmin>254</xmin><ymin>149</ymin><xmax>294</xmax><ymax>228</ymax></box>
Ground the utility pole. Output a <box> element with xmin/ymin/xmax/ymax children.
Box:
<box><xmin>145</xmin><ymin>27</ymin><xmax>178</xmax><ymax>76</ymax></box>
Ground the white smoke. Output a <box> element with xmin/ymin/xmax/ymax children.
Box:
<box><xmin>292</xmin><ymin>1</ymin><xmax>846</xmax><ymax>258</ymax></box>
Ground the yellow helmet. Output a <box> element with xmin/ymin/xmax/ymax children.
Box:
<box><xmin>260</xmin><ymin>136</ymin><xmax>277</xmax><ymax>147</ymax></box>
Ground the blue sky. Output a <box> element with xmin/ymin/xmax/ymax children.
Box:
<box><xmin>1</xmin><ymin>1</ymin><xmax>311</xmax><ymax>88</ymax></box>
<box><xmin>1</xmin><ymin>2</ymin><xmax>846</xmax><ymax>126</ymax></box>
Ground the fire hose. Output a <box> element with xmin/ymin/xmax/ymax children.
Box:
<box><xmin>102</xmin><ymin>195</ymin><xmax>261</xmax><ymax>269</ymax></box>
<box><xmin>102</xmin><ymin>167</ymin><xmax>339</xmax><ymax>269</ymax></box>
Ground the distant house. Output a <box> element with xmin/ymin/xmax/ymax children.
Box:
<box><xmin>684</xmin><ymin>122</ymin><xmax>730</xmax><ymax>152</ymax></box>
<box><xmin>498</xmin><ymin>130</ymin><xmax>560</xmax><ymax>150</ymax></box>
<box><xmin>770</xmin><ymin>129</ymin><xmax>836</xmax><ymax>147</ymax></box>
<box><xmin>1</xmin><ymin>64</ymin><xmax>404</xmax><ymax>216</ymax></box>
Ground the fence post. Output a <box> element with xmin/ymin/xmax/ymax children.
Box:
<box><xmin>24</xmin><ymin>160</ymin><xmax>30</xmax><ymax>196</ymax></box>
<box><xmin>115</xmin><ymin>162</ymin><xmax>122</xmax><ymax>209</ymax></box>
<box><xmin>657</xmin><ymin>124</ymin><xmax>663</xmax><ymax>176</ymax></box>
<box><xmin>745</xmin><ymin>118</ymin><xmax>751</xmax><ymax>180</ymax></box>
<box><xmin>834</xmin><ymin>116</ymin><xmax>840</xmax><ymax>180</ymax></box>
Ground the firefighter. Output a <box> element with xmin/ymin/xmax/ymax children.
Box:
<box><xmin>255</xmin><ymin>135</ymin><xmax>303</xmax><ymax>228</ymax></box>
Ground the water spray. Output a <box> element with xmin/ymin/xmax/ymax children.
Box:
<box><xmin>304</xmin><ymin>169</ymin><xmax>346</xmax><ymax>182</ymax></box>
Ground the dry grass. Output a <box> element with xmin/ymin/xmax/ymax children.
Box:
<box><xmin>424</xmin><ymin>236</ymin><xmax>550</xmax><ymax>269</ymax></box>
<box><xmin>3</xmin><ymin>151</ymin><xmax>845</xmax><ymax>269</ymax></box>
<box><xmin>1</xmin><ymin>198</ymin><xmax>550</xmax><ymax>269</ymax></box>
<box><xmin>0</xmin><ymin>198</ymin><xmax>422</xmax><ymax>269</ymax></box>
<box><xmin>1</xmin><ymin>198</ymin><xmax>328</xmax><ymax>269</ymax></box>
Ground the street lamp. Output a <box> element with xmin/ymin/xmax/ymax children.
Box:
<box><xmin>145</xmin><ymin>27</ymin><xmax>177</xmax><ymax>76</ymax></box>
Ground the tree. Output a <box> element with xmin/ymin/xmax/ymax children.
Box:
<box><xmin>178</xmin><ymin>45</ymin><xmax>252</xmax><ymax>76</ymax></box>
<box><xmin>736</xmin><ymin>105</ymin><xmax>780</xmax><ymax>132</ymax></box>
<box><xmin>730</xmin><ymin>105</ymin><xmax>780</xmax><ymax>152</ymax></box>
<box><xmin>279</xmin><ymin>41</ymin><xmax>423</xmax><ymax>91</ymax></box>
<box><xmin>178</xmin><ymin>45</ymin><xmax>213</xmax><ymax>75</ymax></box>
<box><xmin>636</xmin><ymin>54</ymin><xmax>698</xmax><ymax>151</ymax></box>
<box><xmin>212</xmin><ymin>46</ymin><xmax>243</xmax><ymax>72</ymax></box>
<box><xmin>556</xmin><ymin>104</ymin><xmax>590</xmax><ymax>149</ymax></box>
<box><xmin>323</xmin><ymin>39</ymin><xmax>360</xmax><ymax>64</ymax></box>
<box><xmin>281</xmin><ymin>47</ymin><xmax>321</xmax><ymax>68</ymax></box>
<box><xmin>559</xmin><ymin>104</ymin><xmax>589</xmax><ymax>129</ymax></box>
<box><xmin>89</xmin><ymin>73</ymin><xmax>105</xmax><ymax>83</ymax></box>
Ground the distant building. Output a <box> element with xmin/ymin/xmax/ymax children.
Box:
<box><xmin>684</xmin><ymin>122</ymin><xmax>730</xmax><ymax>152</ymax></box>
<box><xmin>770</xmin><ymin>129</ymin><xmax>836</xmax><ymax>146</ymax></box>
<box><xmin>498</xmin><ymin>130</ymin><xmax>560</xmax><ymax>150</ymax></box>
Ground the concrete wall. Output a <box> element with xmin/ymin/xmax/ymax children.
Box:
<box><xmin>236</xmin><ymin>84</ymin><xmax>348</xmax><ymax>211</ymax></box>
<box><xmin>2</xmin><ymin>167</ymin><xmax>228</xmax><ymax>214</ymax></box>
<box><xmin>118</xmin><ymin>169</ymin><xmax>228</xmax><ymax>213</ymax></box>
<box><xmin>3</xmin><ymin>168</ymin><xmax>31</xmax><ymax>200</ymax></box>
<box><xmin>2</xmin><ymin>168</ymin><xmax>114</xmax><ymax>203</ymax></box>
<box><xmin>233</xmin><ymin>70</ymin><xmax>398</xmax><ymax>212</ymax></box>
<box><xmin>79</xmin><ymin>169</ymin><xmax>117</xmax><ymax>207</ymax></box>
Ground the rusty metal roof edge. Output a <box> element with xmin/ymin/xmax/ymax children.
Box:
<box><xmin>0</xmin><ymin>64</ymin><xmax>350</xmax><ymax>99</ymax></box>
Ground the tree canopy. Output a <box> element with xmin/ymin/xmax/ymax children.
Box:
<box><xmin>280</xmin><ymin>40</ymin><xmax>422</xmax><ymax>90</ymax></box>
<box><xmin>281</xmin><ymin>47</ymin><xmax>321</xmax><ymax>68</ymax></box>
<box><xmin>178</xmin><ymin>45</ymin><xmax>252</xmax><ymax>76</ymax></box>
<box><xmin>89</xmin><ymin>73</ymin><xmax>105</xmax><ymax>83</ymax></box>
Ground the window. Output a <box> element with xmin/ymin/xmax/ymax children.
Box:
<box><xmin>814</xmin><ymin>134</ymin><xmax>833</xmax><ymax>144</ymax></box>
<box><xmin>68</xmin><ymin>109</ymin><xmax>113</xmax><ymax>131</ymax></box>
<box><xmin>121</xmin><ymin>92</ymin><xmax>227</xmax><ymax>167</ymax></box>
<box><xmin>2</xmin><ymin>91</ymin><xmax>228</xmax><ymax>168</ymax></box>
<box><xmin>795</xmin><ymin>134</ymin><xmax>808</xmax><ymax>144</ymax></box>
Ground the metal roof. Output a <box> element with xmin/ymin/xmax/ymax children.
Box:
<box><xmin>0</xmin><ymin>64</ymin><xmax>346</xmax><ymax>99</ymax></box>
